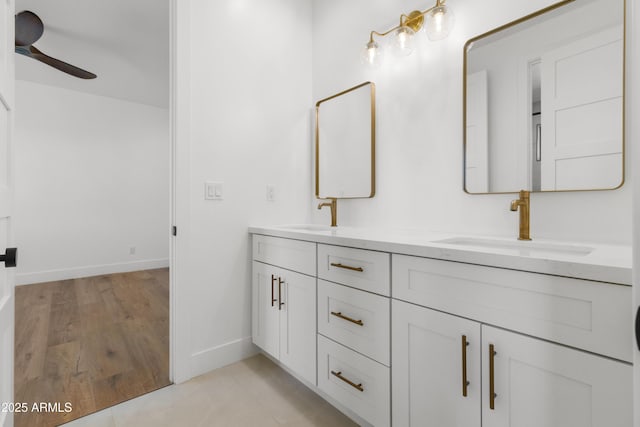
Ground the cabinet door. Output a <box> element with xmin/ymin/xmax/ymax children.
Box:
<box><xmin>279</xmin><ymin>269</ymin><xmax>316</xmax><ymax>385</ymax></box>
<box><xmin>482</xmin><ymin>325</ymin><xmax>632</xmax><ymax>427</ymax></box>
<box><xmin>252</xmin><ymin>262</ymin><xmax>280</xmax><ymax>359</ymax></box>
<box><xmin>392</xmin><ymin>300</ymin><xmax>481</xmax><ymax>427</ymax></box>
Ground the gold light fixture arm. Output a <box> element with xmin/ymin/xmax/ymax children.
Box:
<box><xmin>367</xmin><ymin>0</ymin><xmax>446</xmax><ymax>43</ymax></box>
<box><xmin>369</xmin><ymin>29</ymin><xmax>395</xmax><ymax>44</ymax></box>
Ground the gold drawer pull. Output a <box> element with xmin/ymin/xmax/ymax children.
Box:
<box><xmin>330</xmin><ymin>262</ymin><xmax>364</xmax><ymax>272</ymax></box>
<box><xmin>489</xmin><ymin>344</ymin><xmax>497</xmax><ymax>410</ymax></box>
<box><xmin>331</xmin><ymin>311</ymin><xmax>364</xmax><ymax>326</ymax></box>
<box><xmin>461</xmin><ymin>335</ymin><xmax>469</xmax><ymax>397</ymax></box>
<box><xmin>331</xmin><ymin>370</ymin><xmax>364</xmax><ymax>392</ymax></box>
<box><xmin>271</xmin><ymin>275</ymin><xmax>277</xmax><ymax>307</ymax></box>
<box><xmin>278</xmin><ymin>277</ymin><xmax>285</xmax><ymax>311</ymax></box>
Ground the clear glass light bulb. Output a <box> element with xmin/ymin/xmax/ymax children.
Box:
<box><xmin>425</xmin><ymin>5</ymin><xmax>455</xmax><ymax>41</ymax></box>
<box><xmin>391</xmin><ymin>26</ymin><xmax>415</xmax><ymax>57</ymax></box>
<box><xmin>433</xmin><ymin>10</ymin><xmax>444</xmax><ymax>33</ymax></box>
<box><xmin>361</xmin><ymin>40</ymin><xmax>383</xmax><ymax>68</ymax></box>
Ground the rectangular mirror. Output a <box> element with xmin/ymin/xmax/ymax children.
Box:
<box><xmin>316</xmin><ymin>82</ymin><xmax>375</xmax><ymax>199</ymax></box>
<box><xmin>464</xmin><ymin>0</ymin><xmax>624</xmax><ymax>194</ymax></box>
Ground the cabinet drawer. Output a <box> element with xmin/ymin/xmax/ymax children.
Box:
<box><xmin>318</xmin><ymin>280</ymin><xmax>390</xmax><ymax>366</ymax></box>
<box><xmin>318</xmin><ymin>335</ymin><xmax>390</xmax><ymax>427</ymax></box>
<box><xmin>253</xmin><ymin>235</ymin><xmax>316</xmax><ymax>276</ymax></box>
<box><xmin>393</xmin><ymin>254</ymin><xmax>632</xmax><ymax>362</ymax></box>
<box><xmin>318</xmin><ymin>244</ymin><xmax>390</xmax><ymax>296</ymax></box>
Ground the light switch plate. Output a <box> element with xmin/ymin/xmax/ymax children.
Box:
<box><xmin>205</xmin><ymin>182</ymin><xmax>223</xmax><ymax>200</ymax></box>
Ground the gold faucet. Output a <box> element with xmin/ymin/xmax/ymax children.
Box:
<box><xmin>510</xmin><ymin>190</ymin><xmax>531</xmax><ymax>241</ymax></box>
<box><xmin>317</xmin><ymin>198</ymin><xmax>337</xmax><ymax>227</ymax></box>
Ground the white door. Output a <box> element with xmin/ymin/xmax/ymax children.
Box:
<box><xmin>465</xmin><ymin>70</ymin><xmax>489</xmax><ymax>193</ymax></box>
<box><xmin>251</xmin><ymin>262</ymin><xmax>280</xmax><ymax>360</ymax></box>
<box><xmin>540</xmin><ymin>26</ymin><xmax>623</xmax><ymax>191</ymax></box>
<box><xmin>482</xmin><ymin>325</ymin><xmax>632</xmax><ymax>427</ymax></box>
<box><xmin>392</xmin><ymin>300</ymin><xmax>481</xmax><ymax>427</ymax></box>
<box><xmin>279</xmin><ymin>269</ymin><xmax>315</xmax><ymax>385</ymax></box>
<box><xmin>0</xmin><ymin>1</ymin><xmax>15</xmax><ymax>426</ymax></box>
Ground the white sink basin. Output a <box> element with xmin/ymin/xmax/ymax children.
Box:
<box><xmin>434</xmin><ymin>237</ymin><xmax>593</xmax><ymax>257</ymax></box>
<box><xmin>274</xmin><ymin>224</ymin><xmax>334</xmax><ymax>232</ymax></box>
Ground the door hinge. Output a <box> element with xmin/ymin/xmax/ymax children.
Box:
<box><xmin>172</xmin><ymin>226</ymin><xmax>177</xmax><ymax>236</ymax></box>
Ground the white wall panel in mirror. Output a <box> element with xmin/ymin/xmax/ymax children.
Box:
<box><xmin>464</xmin><ymin>0</ymin><xmax>624</xmax><ymax>193</ymax></box>
<box><xmin>316</xmin><ymin>82</ymin><xmax>375</xmax><ymax>199</ymax></box>
<box><xmin>0</xmin><ymin>0</ymin><xmax>9</xmax><ymax>98</ymax></box>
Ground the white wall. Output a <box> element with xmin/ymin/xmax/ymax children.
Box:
<box><xmin>173</xmin><ymin>0</ymin><xmax>632</xmax><ymax>383</ymax></box>
<box><xmin>310</xmin><ymin>0</ymin><xmax>632</xmax><ymax>245</ymax></box>
<box><xmin>14</xmin><ymin>80</ymin><xmax>169</xmax><ymax>285</ymax></box>
<box><xmin>176</xmin><ymin>0</ymin><xmax>312</xmax><ymax>378</ymax></box>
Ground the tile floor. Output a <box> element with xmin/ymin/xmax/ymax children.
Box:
<box><xmin>62</xmin><ymin>354</ymin><xmax>357</xmax><ymax>427</ymax></box>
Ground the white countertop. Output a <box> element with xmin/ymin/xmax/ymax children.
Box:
<box><xmin>248</xmin><ymin>224</ymin><xmax>632</xmax><ymax>285</ymax></box>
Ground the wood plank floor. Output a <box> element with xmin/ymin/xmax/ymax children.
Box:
<box><xmin>14</xmin><ymin>269</ymin><xmax>170</xmax><ymax>427</ymax></box>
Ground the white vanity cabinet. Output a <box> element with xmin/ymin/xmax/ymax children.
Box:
<box><xmin>482</xmin><ymin>325</ymin><xmax>632</xmax><ymax>427</ymax></box>
<box><xmin>250</xmin><ymin>226</ymin><xmax>633</xmax><ymax>427</ymax></box>
<box><xmin>393</xmin><ymin>299</ymin><xmax>632</xmax><ymax>427</ymax></box>
<box><xmin>392</xmin><ymin>254</ymin><xmax>632</xmax><ymax>362</ymax></box>
<box><xmin>392</xmin><ymin>254</ymin><xmax>633</xmax><ymax>427</ymax></box>
<box><xmin>316</xmin><ymin>244</ymin><xmax>391</xmax><ymax>427</ymax></box>
<box><xmin>252</xmin><ymin>235</ymin><xmax>317</xmax><ymax>385</ymax></box>
<box><xmin>392</xmin><ymin>300</ymin><xmax>481</xmax><ymax>427</ymax></box>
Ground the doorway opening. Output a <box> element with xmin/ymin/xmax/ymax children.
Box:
<box><xmin>12</xmin><ymin>0</ymin><xmax>172</xmax><ymax>425</ymax></box>
<box><xmin>529</xmin><ymin>59</ymin><xmax>542</xmax><ymax>192</ymax></box>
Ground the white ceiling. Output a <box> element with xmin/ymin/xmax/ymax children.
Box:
<box><xmin>15</xmin><ymin>0</ymin><xmax>170</xmax><ymax>108</ymax></box>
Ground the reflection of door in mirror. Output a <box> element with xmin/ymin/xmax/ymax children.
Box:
<box><xmin>540</xmin><ymin>26</ymin><xmax>623</xmax><ymax>191</ymax></box>
<box><xmin>530</xmin><ymin>61</ymin><xmax>541</xmax><ymax>192</ymax></box>
<box><xmin>466</xmin><ymin>71</ymin><xmax>489</xmax><ymax>193</ymax></box>
<box><xmin>464</xmin><ymin>0</ymin><xmax>624</xmax><ymax>194</ymax></box>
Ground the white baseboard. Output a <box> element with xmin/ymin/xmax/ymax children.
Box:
<box><xmin>16</xmin><ymin>258</ymin><xmax>170</xmax><ymax>285</ymax></box>
<box><xmin>190</xmin><ymin>336</ymin><xmax>258</xmax><ymax>379</ymax></box>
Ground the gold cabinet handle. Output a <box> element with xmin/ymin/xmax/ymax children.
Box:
<box><xmin>461</xmin><ymin>335</ymin><xmax>470</xmax><ymax>397</ymax></box>
<box><xmin>278</xmin><ymin>277</ymin><xmax>285</xmax><ymax>310</ymax></box>
<box><xmin>330</xmin><ymin>311</ymin><xmax>364</xmax><ymax>326</ymax></box>
<box><xmin>270</xmin><ymin>275</ymin><xmax>277</xmax><ymax>307</ymax></box>
<box><xmin>331</xmin><ymin>370</ymin><xmax>364</xmax><ymax>392</ymax></box>
<box><xmin>489</xmin><ymin>344</ymin><xmax>497</xmax><ymax>410</ymax></box>
<box><xmin>330</xmin><ymin>262</ymin><xmax>364</xmax><ymax>272</ymax></box>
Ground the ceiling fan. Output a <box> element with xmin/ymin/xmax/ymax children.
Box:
<box><xmin>14</xmin><ymin>10</ymin><xmax>97</xmax><ymax>79</ymax></box>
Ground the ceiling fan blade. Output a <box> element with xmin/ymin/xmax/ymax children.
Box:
<box><xmin>15</xmin><ymin>11</ymin><xmax>44</xmax><ymax>46</ymax></box>
<box><xmin>26</xmin><ymin>46</ymin><xmax>97</xmax><ymax>79</ymax></box>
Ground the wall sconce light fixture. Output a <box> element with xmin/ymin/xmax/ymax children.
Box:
<box><xmin>362</xmin><ymin>0</ymin><xmax>455</xmax><ymax>67</ymax></box>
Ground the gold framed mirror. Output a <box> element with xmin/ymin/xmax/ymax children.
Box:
<box><xmin>315</xmin><ymin>81</ymin><xmax>376</xmax><ymax>199</ymax></box>
<box><xmin>463</xmin><ymin>0</ymin><xmax>625</xmax><ymax>194</ymax></box>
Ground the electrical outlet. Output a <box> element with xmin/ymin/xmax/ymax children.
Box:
<box><xmin>266</xmin><ymin>185</ymin><xmax>276</xmax><ymax>201</ymax></box>
<box><xmin>129</xmin><ymin>246</ymin><xmax>136</xmax><ymax>255</ymax></box>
